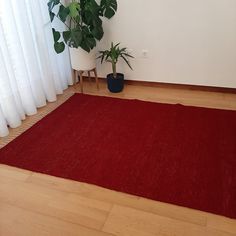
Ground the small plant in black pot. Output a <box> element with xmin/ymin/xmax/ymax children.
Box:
<box><xmin>98</xmin><ymin>43</ymin><xmax>134</xmax><ymax>93</ymax></box>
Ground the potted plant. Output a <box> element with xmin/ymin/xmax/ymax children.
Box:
<box><xmin>98</xmin><ymin>42</ymin><xmax>134</xmax><ymax>93</ymax></box>
<box><xmin>47</xmin><ymin>0</ymin><xmax>117</xmax><ymax>71</ymax></box>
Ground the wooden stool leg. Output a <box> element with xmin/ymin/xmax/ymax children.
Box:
<box><xmin>88</xmin><ymin>71</ymin><xmax>91</xmax><ymax>83</ymax></box>
<box><xmin>74</xmin><ymin>70</ymin><xmax>77</xmax><ymax>91</ymax></box>
<box><xmin>93</xmin><ymin>68</ymin><xmax>99</xmax><ymax>90</ymax></box>
<box><xmin>79</xmin><ymin>71</ymin><xmax>84</xmax><ymax>93</ymax></box>
<box><xmin>72</xmin><ymin>69</ymin><xmax>75</xmax><ymax>85</ymax></box>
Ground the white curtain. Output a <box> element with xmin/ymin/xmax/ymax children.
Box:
<box><xmin>0</xmin><ymin>0</ymin><xmax>72</xmax><ymax>137</ymax></box>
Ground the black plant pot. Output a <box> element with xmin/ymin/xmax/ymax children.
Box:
<box><xmin>107</xmin><ymin>73</ymin><xmax>124</xmax><ymax>93</ymax></box>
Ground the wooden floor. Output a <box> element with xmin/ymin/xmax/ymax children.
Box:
<box><xmin>0</xmin><ymin>80</ymin><xmax>236</xmax><ymax>236</ymax></box>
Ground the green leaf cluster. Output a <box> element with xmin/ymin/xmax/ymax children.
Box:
<box><xmin>97</xmin><ymin>43</ymin><xmax>134</xmax><ymax>78</ymax></box>
<box><xmin>48</xmin><ymin>0</ymin><xmax>117</xmax><ymax>54</ymax></box>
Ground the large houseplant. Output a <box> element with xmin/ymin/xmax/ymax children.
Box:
<box><xmin>98</xmin><ymin>42</ymin><xmax>133</xmax><ymax>93</ymax></box>
<box><xmin>48</xmin><ymin>0</ymin><xmax>117</xmax><ymax>71</ymax></box>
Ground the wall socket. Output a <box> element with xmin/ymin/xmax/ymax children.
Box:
<box><xmin>142</xmin><ymin>50</ymin><xmax>149</xmax><ymax>58</ymax></box>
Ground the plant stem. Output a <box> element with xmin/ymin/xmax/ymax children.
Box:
<box><xmin>112</xmin><ymin>62</ymin><xmax>117</xmax><ymax>78</ymax></box>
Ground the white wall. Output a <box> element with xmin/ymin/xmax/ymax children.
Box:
<box><xmin>97</xmin><ymin>0</ymin><xmax>236</xmax><ymax>88</ymax></box>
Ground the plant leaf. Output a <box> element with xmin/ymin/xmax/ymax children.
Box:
<box><xmin>47</xmin><ymin>0</ymin><xmax>60</xmax><ymax>11</ymax></box>
<box><xmin>100</xmin><ymin>0</ymin><xmax>117</xmax><ymax>19</ymax></box>
<box><xmin>86</xmin><ymin>37</ymin><xmax>96</xmax><ymax>49</ymax></box>
<box><xmin>54</xmin><ymin>42</ymin><xmax>65</xmax><ymax>54</ymax></box>
<box><xmin>104</xmin><ymin>8</ymin><xmax>115</xmax><ymax>18</ymax></box>
<box><xmin>121</xmin><ymin>55</ymin><xmax>133</xmax><ymax>70</ymax></box>
<box><xmin>69</xmin><ymin>2</ymin><xmax>80</xmax><ymax>18</ymax></box>
<box><xmin>91</xmin><ymin>25</ymin><xmax>104</xmax><ymax>40</ymax></box>
<box><xmin>62</xmin><ymin>31</ymin><xmax>71</xmax><ymax>44</ymax></box>
<box><xmin>49</xmin><ymin>11</ymin><xmax>55</xmax><ymax>22</ymax></box>
<box><xmin>70</xmin><ymin>29</ymin><xmax>82</xmax><ymax>48</ymax></box>
<box><xmin>121</xmin><ymin>52</ymin><xmax>134</xmax><ymax>58</ymax></box>
<box><xmin>52</xmin><ymin>28</ymin><xmax>60</xmax><ymax>42</ymax></box>
<box><xmin>80</xmin><ymin>41</ymin><xmax>90</xmax><ymax>52</ymax></box>
<box><xmin>58</xmin><ymin>5</ymin><xmax>70</xmax><ymax>22</ymax></box>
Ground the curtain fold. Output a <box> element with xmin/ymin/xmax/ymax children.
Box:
<box><xmin>0</xmin><ymin>0</ymin><xmax>72</xmax><ymax>137</ymax></box>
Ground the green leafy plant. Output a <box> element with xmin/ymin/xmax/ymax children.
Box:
<box><xmin>98</xmin><ymin>42</ymin><xmax>134</xmax><ymax>78</ymax></box>
<box><xmin>48</xmin><ymin>0</ymin><xmax>117</xmax><ymax>53</ymax></box>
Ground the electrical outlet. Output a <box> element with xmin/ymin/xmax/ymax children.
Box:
<box><xmin>142</xmin><ymin>50</ymin><xmax>148</xmax><ymax>58</ymax></box>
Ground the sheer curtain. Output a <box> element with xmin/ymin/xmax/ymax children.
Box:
<box><xmin>0</xmin><ymin>0</ymin><xmax>72</xmax><ymax>137</ymax></box>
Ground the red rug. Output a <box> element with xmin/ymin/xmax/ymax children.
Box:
<box><xmin>0</xmin><ymin>94</ymin><xmax>236</xmax><ymax>218</ymax></box>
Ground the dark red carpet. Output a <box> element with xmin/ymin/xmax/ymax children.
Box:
<box><xmin>0</xmin><ymin>94</ymin><xmax>236</xmax><ymax>218</ymax></box>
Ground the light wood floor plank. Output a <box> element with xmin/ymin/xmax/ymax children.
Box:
<box><xmin>26</xmin><ymin>172</ymin><xmax>141</xmax><ymax>211</ymax></box>
<box><xmin>207</xmin><ymin>215</ymin><xmax>236</xmax><ymax>235</ymax></box>
<box><xmin>102</xmin><ymin>205</ymin><xmax>235</xmax><ymax>236</ymax></box>
<box><xmin>81</xmin><ymin>81</ymin><xmax>236</xmax><ymax>111</ymax></box>
<box><xmin>0</xmin><ymin>176</ymin><xmax>111</xmax><ymax>230</ymax></box>
<box><xmin>0</xmin><ymin>203</ymin><xmax>114</xmax><ymax>236</ymax></box>
<box><xmin>137</xmin><ymin>198</ymin><xmax>207</xmax><ymax>226</ymax></box>
<box><xmin>0</xmin><ymin>164</ymin><xmax>32</xmax><ymax>181</ymax></box>
<box><xmin>25</xmin><ymin>172</ymin><xmax>208</xmax><ymax>226</ymax></box>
